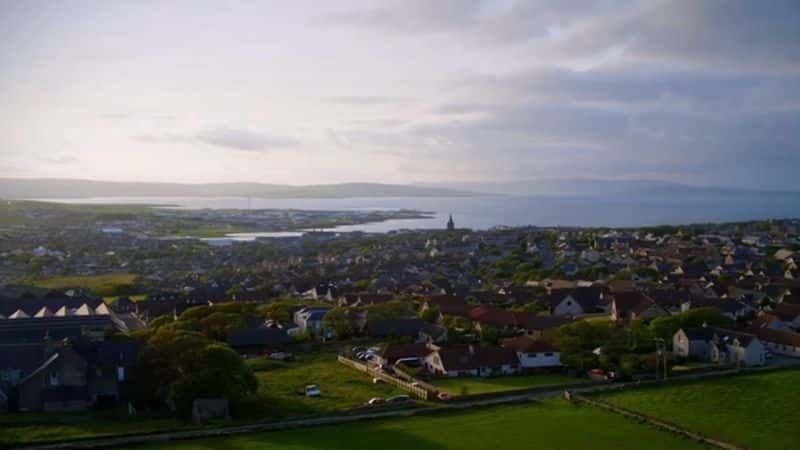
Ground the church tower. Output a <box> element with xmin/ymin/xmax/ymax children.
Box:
<box><xmin>446</xmin><ymin>214</ymin><xmax>455</xmax><ymax>231</ymax></box>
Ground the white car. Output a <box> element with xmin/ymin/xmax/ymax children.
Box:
<box><xmin>304</xmin><ymin>385</ymin><xmax>321</xmax><ymax>397</ymax></box>
<box><xmin>269</xmin><ymin>352</ymin><xmax>292</xmax><ymax>361</ymax></box>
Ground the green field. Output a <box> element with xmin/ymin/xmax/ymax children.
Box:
<box><xmin>597</xmin><ymin>369</ymin><xmax>800</xmax><ymax>450</ymax></box>
<box><xmin>248</xmin><ymin>352</ymin><xmax>406</xmax><ymax>417</ymax></box>
<box><xmin>32</xmin><ymin>273</ymin><xmax>139</xmax><ymax>297</ymax></box>
<box><xmin>120</xmin><ymin>399</ymin><xmax>707</xmax><ymax>450</ymax></box>
<box><xmin>432</xmin><ymin>373</ymin><xmax>585</xmax><ymax>395</ymax></box>
<box><xmin>0</xmin><ymin>410</ymin><xmax>185</xmax><ymax>446</ymax></box>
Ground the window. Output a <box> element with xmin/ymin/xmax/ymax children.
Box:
<box><xmin>544</xmin><ymin>352</ymin><xmax>554</xmax><ymax>357</ymax></box>
<box><xmin>49</xmin><ymin>371</ymin><xmax>60</xmax><ymax>386</ymax></box>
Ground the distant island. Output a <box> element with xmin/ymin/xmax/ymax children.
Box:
<box><xmin>0</xmin><ymin>178</ymin><xmax>476</xmax><ymax>200</ymax></box>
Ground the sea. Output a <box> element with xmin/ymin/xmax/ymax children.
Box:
<box><xmin>32</xmin><ymin>191</ymin><xmax>800</xmax><ymax>237</ymax></box>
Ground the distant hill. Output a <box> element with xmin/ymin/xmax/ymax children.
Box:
<box><xmin>422</xmin><ymin>178</ymin><xmax>798</xmax><ymax>198</ymax></box>
<box><xmin>0</xmin><ymin>178</ymin><xmax>475</xmax><ymax>199</ymax></box>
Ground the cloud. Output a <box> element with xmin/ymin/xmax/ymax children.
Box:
<box><xmin>195</xmin><ymin>127</ymin><xmax>298</xmax><ymax>152</ymax></box>
<box><xmin>41</xmin><ymin>155</ymin><xmax>79</xmax><ymax>165</ymax></box>
<box><xmin>98</xmin><ymin>113</ymin><xmax>131</xmax><ymax>120</ymax></box>
<box><xmin>326</xmin><ymin>1</ymin><xmax>800</xmax><ymax>74</ymax></box>
<box><xmin>325</xmin><ymin>61</ymin><xmax>800</xmax><ymax>187</ymax></box>
<box><xmin>327</xmin><ymin>96</ymin><xmax>404</xmax><ymax>105</ymax></box>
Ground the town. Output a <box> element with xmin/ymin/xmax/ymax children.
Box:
<box><xmin>1</xmin><ymin>201</ymin><xmax>799</xmax><ymax>449</ymax></box>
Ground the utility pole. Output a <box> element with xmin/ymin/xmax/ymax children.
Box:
<box><xmin>652</xmin><ymin>338</ymin><xmax>667</xmax><ymax>381</ymax></box>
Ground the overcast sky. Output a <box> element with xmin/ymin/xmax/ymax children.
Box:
<box><xmin>1</xmin><ymin>0</ymin><xmax>798</xmax><ymax>188</ymax></box>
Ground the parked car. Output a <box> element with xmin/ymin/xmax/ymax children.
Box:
<box><xmin>765</xmin><ymin>351</ymin><xmax>774</xmax><ymax>360</ymax></box>
<box><xmin>304</xmin><ymin>385</ymin><xmax>321</xmax><ymax>397</ymax></box>
<box><xmin>387</xmin><ymin>395</ymin><xmax>410</xmax><ymax>404</ymax></box>
<box><xmin>269</xmin><ymin>352</ymin><xmax>292</xmax><ymax>361</ymax></box>
<box><xmin>367</xmin><ymin>397</ymin><xmax>385</xmax><ymax>406</ymax></box>
<box><xmin>352</xmin><ymin>346</ymin><xmax>367</xmax><ymax>355</ymax></box>
<box><xmin>437</xmin><ymin>392</ymin><xmax>452</xmax><ymax>401</ymax></box>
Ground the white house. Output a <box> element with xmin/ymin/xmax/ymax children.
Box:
<box><xmin>709</xmin><ymin>329</ymin><xmax>766</xmax><ymax>366</ymax></box>
<box><xmin>424</xmin><ymin>345</ymin><xmax>519</xmax><ymax>378</ymax></box>
<box><xmin>293</xmin><ymin>307</ymin><xmax>332</xmax><ymax>334</ymax></box>
<box><xmin>502</xmin><ymin>336</ymin><xmax>561</xmax><ymax>369</ymax></box>
<box><xmin>674</xmin><ymin>326</ymin><xmax>766</xmax><ymax>366</ymax></box>
<box><xmin>673</xmin><ymin>327</ymin><xmax>715</xmax><ymax>360</ymax></box>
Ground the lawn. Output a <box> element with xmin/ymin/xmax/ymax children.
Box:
<box><xmin>0</xmin><ymin>409</ymin><xmax>186</xmax><ymax>446</ymax></box>
<box><xmin>432</xmin><ymin>373</ymin><xmax>586</xmax><ymax>395</ymax></box>
<box><xmin>31</xmin><ymin>272</ymin><xmax>139</xmax><ymax>297</ymax></box>
<box><xmin>119</xmin><ymin>399</ymin><xmax>708</xmax><ymax>450</ymax></box>
<box><xmin>596</xmin><ymin>369</ymin><xmax>800</xmax><ymax>450</ymax></box>
<box><xmin>248</xmin><ymin>351</ymin><xmax>407</xmax><ymax>417</ymax></box>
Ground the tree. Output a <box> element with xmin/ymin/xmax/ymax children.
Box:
<box><xmin>367</xmin><ymin>300</ymin><xmax>414</xmax><ymax>320</ymax></box>
<box><xmin>420</xmin><ymin>305</ymin><xmax>440</xmax><ymax>323</ymax></box>
<box><xmin>322</xmin><ymin>306</ymin><xmax>354</xmax><ymax>338</ymax></box>
<box><xmin>510</xmin><ymin>301</ymin><xmax>547</xmax><ymax>314</ymax></box>
<box><xmin>648</xmin><ymin>307</ymin><xmax>730</xmax><ymax>342</ymax></box>
<box><xmin>480</xmin><ymin>325</ymin><xmax>498</xmax><ymax>345</ymax></box>
<box><xmin>168</xmin><ymin>344</ymin><xmax>258</xmax><ymax>419</ymax></box>
<box><xmin>133</xmin><ymin>328</ymin><xmax>258</xmax><ymax>419</ymax></box>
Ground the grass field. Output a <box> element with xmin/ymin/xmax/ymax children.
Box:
<box><xmin>0</xmin><ymin>409</ymin><xmax>186</xmax><ymax>446</ymax></box>
<box><xmin>432</xmin><ymin>373</ymin><xmax>585</xmax><ymax>395</ymax></box>
<box><xmin>248</xmin><ymin>352</ymin><xmax>406</xmax><ymax>417</ymax></box>
<box><xmin>119</xmin><ymin>399</ymin><xmax>708</xmax><ymax>450</ymax></box>
<box><xmin>32</xmin><ymin>272</ymin><xmax>139</xmax><ymax>297</ymax></box>
<box><xmin>597</xmin><ymin>369</ymin><xmax>800</xmax><ymax>450</ymax></box>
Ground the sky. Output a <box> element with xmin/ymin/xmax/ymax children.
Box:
<box><xmin>1</xmin><ymin>0</ymin><xmax>799</xmax><ymax>189</ymax></box>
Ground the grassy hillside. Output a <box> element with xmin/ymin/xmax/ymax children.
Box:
<box><xmin>597</xmin><ymin>369</ymin><xmax>800</xmax><ymax>450</ymax></box>
<box><xmin>32</xmin><ymin>273</ymin><xmax>139</xmax><ymax>297</ymax></box>
<box><xmin>120</xmin><ymin>399</ymin><xmax>706</xmax><ymax>450</ymax></box>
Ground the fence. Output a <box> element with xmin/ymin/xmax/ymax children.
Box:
<box><xmin>569</xmin><ymin>393</ymin><xmax>749</xmax><ymax>450</ymax></box>
<box><xmin>337</xmin><ymin>356</ymin><xmax>429</xmax><ymax>400</ymax></box>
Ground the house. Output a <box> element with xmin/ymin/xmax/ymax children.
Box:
<box><xmin>673</xmin><ymin>327</ymin><xmax>715</xmax><ymax>360</ymax></box>
<box><xmin>423</xmin><ymin>295</ymin><xmax>471</xmax><ymax>318</ymax></box>
<box><xmin>513</xmin><ymin>314</ymin><xmax>571</xmax><ymax>340</ymax></box>
<box><xmin>293</xmin><ymin>307</ymin><xmax>332</xmax><ymax>334</ymax></box>
<box><xmin>610</xmin><ymin>292</ymin><xmax>668</xmax><ymax>322</ymax></box>
<box><xmin>749</xmin><ymin>312</ymin><xmax>789</xmax><ymax>331</ymax></box>
<box><xmin>501</xmin><ymin>336</ymin><xmax>560</xmax><ymax>369</ymax></box>
<box><xmin>546</xmin><ymin>287</ymin><xmax>607</xmax><ymax>317</ymax></box>
<box><xmin>424</xmin><ymin>345</ymin><xmax>519</xmax><ymax>377</ymax></box>
<box><xmin>366</xmin><ymin>319</ymin><xmax>426</xmax><ymax>341</ymax></box>
<box><xmin>374</xmin><ymin>343</ymin><xmax>431</xmax><ymax>366</ymax></box>
<box><xmin>674</xmin><ymin>326</ymin><xmax>765</xmax><ymax>366</ymax></box>
<box><xmin>709</xmin><ymin>329</ymin><xmax>765</xmax><ymax>366</ymax></box>
<box><xmin>0</xmin><ymin>338</ymin><xmax>138</xmax><ymax>412</ymax></box>
<box><xmin>773</xmin><ymin>303</ymin><xmax>800</xmax><ymax>330</ymax></box>
<box><xmin>717</xmin><ymin>299</ymin><xmax>756</xmax><ymax>321</ymax></box>
<box><xmin>17</xmin><ymin>343</ymin><xmax>89</xmax><ymax>412</ymax></box>
<box><xmin>750</xmin><ymin>328</ymin><xmax>800</xmax><ymax>358</ymax></box>
<box><xmin>226</xmin><ymin>327</ymin><xmax>290</xmax><ymax>354</ymax></box>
